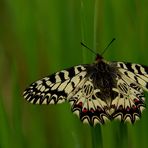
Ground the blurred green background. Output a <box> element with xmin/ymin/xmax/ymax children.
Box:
<box><xmin>0</xmin><ymin>0</ymin><xmax>148</xmax><ymax>148</ymax></box>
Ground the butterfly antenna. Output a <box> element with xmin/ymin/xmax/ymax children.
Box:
<box><xmin>80</xmin><ymin>42</ymin><xmax>97</xmax><ymax>56</ymax></box>
<box><xmin>101</xmin><ymin>38</ymin><xmax>116</xmax><ymax>56</ymax></box>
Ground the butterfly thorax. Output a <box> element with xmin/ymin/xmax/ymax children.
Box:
<box><xmin>87</xmin><ymin>60</ymin><xmax>118</xmax><ymax>104</ymax></box>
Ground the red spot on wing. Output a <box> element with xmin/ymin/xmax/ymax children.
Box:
<box><xmin>126</xmin><ymin>106</ymin><xmax>130</xmax><ymax>112</ymax></box>
<box><xmin>82</xmin><ymin>108</ymin><xmax>88</xmax><ymax>113</ymax></box>
<box><xmin>97</xmin><ymin>106</ymin><xmax>101</xmax><ymax>111</ymax></box>
<box><xmin>78</xmin><ymin>102</ymin><xmax>83</xmax><ymax>107</ymax></box>
<box><xmin>90</xmin><ymin>108</ymin><xmax>94</xmax><ymax>113</ymax></box>
<box><xmin>134</xmin><ymin>98</ymin><xmax>139</xmax><ymax>103</ymax></box>
<box><xmin>132</xmin><ymin>105</ymin><xmax>137</xmax><ymax>110</ymax></box>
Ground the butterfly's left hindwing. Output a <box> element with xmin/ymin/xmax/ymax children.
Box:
<box><xmin>23</xmin><ymin>65</ymin><xmax>87</xmax><ymax>105</ymax></box>
<box><xmin>69</xmin><ymin>79</ymin><xmax>110</xmax><ymax>126</ymax></box>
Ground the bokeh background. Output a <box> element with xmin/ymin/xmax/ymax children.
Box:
<box><xmin>0</xmin><ymin>0</ymin><xmax>148</xmax><ymax>148</ymax></box>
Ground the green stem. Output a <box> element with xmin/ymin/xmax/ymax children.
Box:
<box><xmin>118</xmin><ymin>123</ymin><xmax>128</xmax><ymax>148</ymax></box>
<box><xmin>91</xmin><ymin>125</ymin><xmax>103</xmax><ymax>148</ymax></box>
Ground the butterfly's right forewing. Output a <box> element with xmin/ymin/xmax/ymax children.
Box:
<box><xmin>116</xmin><ymin>62</ymin><xmax>148</xmax><ymax>91</ymax></box>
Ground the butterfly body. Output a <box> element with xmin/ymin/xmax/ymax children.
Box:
<box><xmin>23</xmin><ymin>53</ymin><xmax>148</xmax><ymax>126</ymax></box>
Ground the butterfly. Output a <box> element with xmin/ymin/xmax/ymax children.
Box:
<box><xmin>23</xmin><ymin>42</ymin><xmax>148</xmax><ymax>126</ymax></box>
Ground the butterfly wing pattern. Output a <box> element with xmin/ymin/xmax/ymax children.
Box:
<box><xmin>23</xmin><ymin>65</ymin><xmax>88</xmax><ymax>105</ymax></box>
<box><xmin>23</xmin><ymin>56</ymin><xmax>148</xmax><ymax>126</ymax></box>
<box><xmin>110</xmin><ymin>62</ymin><xmax>147</xmax><ymax>123</ymax></box>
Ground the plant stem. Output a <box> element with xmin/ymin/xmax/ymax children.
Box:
<box><xmin>91</xmin><ymin>125</ymin><xmax>103</xmax><ymax>148</ymax></box>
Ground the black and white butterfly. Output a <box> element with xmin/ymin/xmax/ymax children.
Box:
<box><xmin>23</xmin><ymin>44</ymin><xmax>148</xmax><ymax>126</ymax></box>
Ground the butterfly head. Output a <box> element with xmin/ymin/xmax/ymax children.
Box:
<box><xmin>95</xmin><ymin>53</ymin><xmax>103</xmax><ymax>63</ymax></box>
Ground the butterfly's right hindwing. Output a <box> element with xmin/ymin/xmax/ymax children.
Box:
<box><xmin>23</xmin><ymin>65</ymin><xmax>87</xmax><ymax>105</ymax></box>
<box><xmin>110</xmin><ymin>62</ymin><xmax>148</xmax><ymax>123</ymax></box>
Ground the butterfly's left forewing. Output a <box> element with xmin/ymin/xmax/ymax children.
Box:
<box><xmin>23</xmin><ymin>65</ymin><xmax>87</xmax><ymax>105</ymax></box>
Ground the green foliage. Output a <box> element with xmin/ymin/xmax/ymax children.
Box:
<box><xmin>0</xmin><ymin>0</ymin><xmax>148</xmax><ymax>148</ymax></box>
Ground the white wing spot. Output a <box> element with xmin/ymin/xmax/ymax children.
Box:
<box><xmin>58</xmin><ymin>80</ymin><xmax>69</xmax><ymax>91</ymax></box>
<box><xmin>50</xmin><ymin>99</ymin><xmax>54</xmax><ymax>104</ymax></box>
<box><xmin>51</xmin><ymin>83</ymin><xmax>61</xmax><ymax>90</ymax></box>
<box><xmin>55</xmin><ymin>74</ymin><xmax>61</xmax><ymax>82</ymax></box>
<box><xmin>36</xmin><ymin>80</ymin><xmax>42</xmax><ymax>85</ymax></box>
<box><xmin>46</xmin><ymin>81</ymin><xmax>51</xmax><ymax>86</ymax></box>
<box><xmin>73</xmin><ymin>110</ymin><xmax>80</xmax><ymax>117</ymax></box>
<box><xmin>40</xmin><ymin>86</ymin><xmax>45</xmax><ymax>92</ymax></box>
<box><xmin>83</xmin><ymin>118</ymin><xmax>89</xmax><ymax>124</ymax></box>
<box><xmin>131</xmin><ymin>64</ymin><xmax>138</xmax><ymax>73</ymax></box>
<box><xmin>65</xmin><ymin>82</ymin><xmax>74</xmax><ymax>94</ymax></box>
